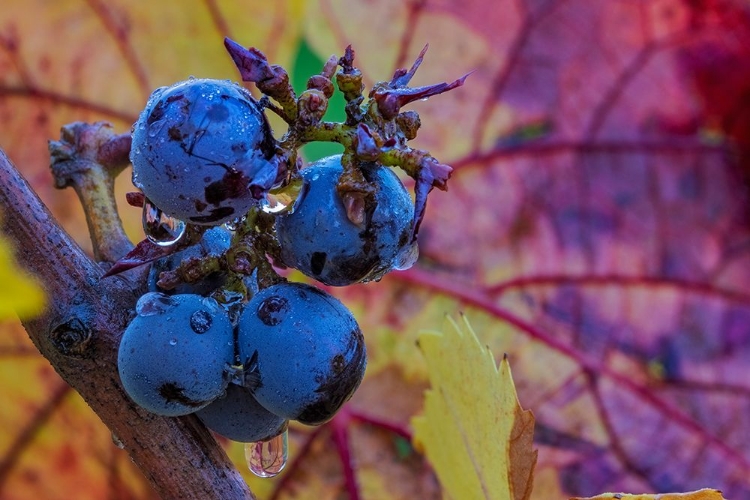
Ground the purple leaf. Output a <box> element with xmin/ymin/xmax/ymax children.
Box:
<box><xmin>102</xmin><ymin>238</ymin><xmax>176</xmax><ymax>277</ymax></box>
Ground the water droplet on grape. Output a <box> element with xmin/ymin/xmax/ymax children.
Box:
<box><xmin>223</xmin><ymin>216</ymin><xmax>246</xmax><ymax>231</ymax></box>
<box><xmin>142</xmin><ymin>198</ymin><xmax>186</xmax><ymax>246</ymax></box>
<box><xmin>190</xmin><ymin>310</ymin><xmax>213</xmax><ymax>334</ymax></box>
<box><xmin>262</xmin><ymin>177</ymin><xmax>305</xmax><ymax>215</ymax></box>
<box><xmin>201</xmin><ymin>296</ymin><xmax>221</xmax><ymax>313</ymax></box>
<box><xmin>168</xmin><ymin>338</ymin><xmax>178</xmax><ymax>346</ymax></box>
<box><xmin>245</xmin><ymin>430</ymin><xmax>288</xmax><ymax>478</ymax></box>
<box><xmin>147</xmin><ymin>119</ymin><xmax>167</xmax><ymax>138</ymax></box>
<box><xmin>136</xmin><ymin>292</ymin><xmax>176</xmax><ymax>316</ymax></box>
<box><xmin>393</xmin><ymin>241</ymin><xmax>419</xmax><ymax>271</ymax></box>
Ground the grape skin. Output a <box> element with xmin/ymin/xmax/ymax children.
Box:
<box><xmin>131</xmin><ymin>78</ymin><xmax>279</xmax><ymax>225</ymax></box>
<box><xmin>275</xmin><ymin>155</ymin><xmax>415</xmax><ymax>286</ymax></box>
<box><xmin>238</xmin><ymin>282</ymin><xmax>367</xmax><ymax>425</ymax></box>
<box><xmin>197</xmin><ymin>383</ymin><xmax>288</xmax><ymax>443</ymax></box>
<box><xmin>118</xmin><ymin>293</ymin><xmax>234</xmax><ymax>416</ymax></box>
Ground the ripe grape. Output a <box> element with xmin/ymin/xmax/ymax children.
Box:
<box><xmin>238</xmin><ymin>282</ymin><xmax>366</xmax><ymax>425</ymax></box>
<box><xmin>118</xmin><ymin>293</ymin><xmax>234</xmax><ymax>416</ymax></box>
<box><xmin>130</xmin><ymin>78</ymin><xmax>280</xmax><ymax>225</ymax></box>
<box><xmin>197</xmin><ymin>383</ymin><xmax>288</xmax><ymax>442</ymax></box>
<box><xmin>275</xmin><ymin>155</ymin><xmax>414</xmax><ymax>286</ymax></box>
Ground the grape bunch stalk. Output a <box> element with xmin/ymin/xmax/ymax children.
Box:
<box><xmin>49</xmin><ymin>37</ymin><xmax>466</xmax><ymax>480</ymax></box>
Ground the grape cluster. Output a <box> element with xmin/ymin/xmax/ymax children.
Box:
<box><xmin>116</xmin><ymin>39</ymin><xmax>461</xmax><ymax>444</ymax></box>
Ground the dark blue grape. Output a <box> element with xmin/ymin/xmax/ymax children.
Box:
<box><xmin>197</xmin><ymin>383</ymin><xmax>288</xmax><ymax>442</ymax></box>
<box><xmin>275</xmin><ymin>155</ymin><xmax>415</xmax><ymax>286</ymax></box>
<box><xmin>238</xmin><ymin>282</ymin><xmax>366</xmax><ymax>425</ymax></box>
<box><xmin>131</xmin><ymin>78</ymin><xmax>280</xmax><ymax>225</ymax></box>
<box><xmin>118</xmin><ymin>293</ymin><xmax>234</xmax><ymax>416</ymax></box>
<box><xmin>148</xmin><ymin>226</ymin><xmax>231</xmax><ymax>295</ymax></box>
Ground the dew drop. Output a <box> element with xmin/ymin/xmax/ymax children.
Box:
<box><xmin>393</xmin><ymin>241</ymin><xmax>419</xmax><ymax>271</ymax></box>
<box><xmin>147</xmin><ymin>119</ymin><xmax>167</xmax><ymax>138</ymax></box>
<box><xmin>136</xmin><ymin>292</ymin><xmax>176</xmax><ymax>316</ymax></box>
<box><xmin>111</xmin><ymin>432</ymin><xmax>125</xmax><ymax>449</ymax></box>
<box><xmin>245</xmin><ymin>430</ymin><xmax>288</xmax><ymax>478</ymax></box>
<box><xmin>223</xmin><ymin>216</ymin><xmax>246</xmax><ymax>231</ymax></box>
<box><xmin>168</xmin><ymin>338</ymin><xmax>178</xmax><ymax>346</ymax></box>
<box><xmin>190</xmin><ymin>310</ymin><xmax>213</xmax><ymax>334</ymax></box>
<box><xmin>143</xmin><ymin>198</ymin><xmax>186</xmax><ymax>246</ymax></box>
<box><xmin>201</xmin><ymin>296</ymin><xmax>221</xmax><ymax>313</ymax></box>
<box><xmin>262</xmin><ymin>177</ymin><xmax>305</xmax><ymax>215</ymax></box>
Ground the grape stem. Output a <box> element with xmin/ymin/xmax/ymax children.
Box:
<box><xmin>49</xmin><ymin>121</ymin><xmax>134</xmax><ymax>263</ymax></box>
<box><xmin>0</xmin><ymin>147</ymin><xmax>255</xmax><ymax>500</ymax></box>
<box><xmin>225</xmin><ymin>39</ymin><xmax>465</xmax><ymax>240</ymax></box>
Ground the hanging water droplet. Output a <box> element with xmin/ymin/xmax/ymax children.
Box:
<box><xmin>393</xmin><ymin>241</ymin><xmax>419</xmax><ymax>271</ymax></box>
<box><xmin>223</xmin><ymin>215</ymin><xmax>246</xmax><ymax>231</ymax></box>
<box><xmin>111</xmin><ymin>432</ymin><xmax>125</xmax><ymax>449</ymax></box>
<box><xmin>136</xmin><ymin>292</ymin><xmax>176</xmax><ymax>316</ymax></box>
<box><xmin>262</xmin><ymin>177</ymin><xmax>305</xmax><ymax>215</ymax></box>
<box><xmin>147</xmin><ymin>119</ymin><xmax>167</xmax><ymax>138</ymax></box>
<box><xmin>143</xmin><ymin>198</ymin><xmax>186</xmax><ymax>246</ymax></box>
<box><xmin>245</xmin><ymin>430</ymin><xmax>288</xmax><ymax>478</ymax></box>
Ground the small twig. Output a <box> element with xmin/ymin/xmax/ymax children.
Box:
<box><xmin>49</xmin><ymin>121</ymin><xmax>134</xmax><ymax>263</ymax></box>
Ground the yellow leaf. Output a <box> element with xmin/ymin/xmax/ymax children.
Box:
<box><xmin>412</xmin><ymin>315</ymin><xmax>537</xmax><ymax>500</ymax></box>
<box><xmin>570</xmin><ymin>489</ymin><xmax>726</xmax><ymax>500</ymax></box>
<box><xmin>0</xmin><ymin>231</ymin><xmax>45</xmax><ymax>320</ymax></box>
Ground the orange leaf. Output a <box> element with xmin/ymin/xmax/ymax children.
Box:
<box><xmin>571</xmin><ymin>489</ymin><xmax>726</xmax><ymax>500</ymax></box>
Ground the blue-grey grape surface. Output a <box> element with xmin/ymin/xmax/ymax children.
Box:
<box><xmin>238</xmin><ymin>282</ymin><xmax>366</xmax><ymax>425</ymax></box>
<box><xmin>131</xmin><ymin>78</ymin><xmax>279</xmax><ymax>225</ymax></box>
<box><xmin>196</xmin><ymin>383</ymin><xmax>288</xmax><ymax>442</ymax></box>
<box><xmin>118</xmin><ymin>293</ymin><xmax>234</xmax><ymax>416</ymax></box>
<box><xmin>275</xmin><ymin>155</ymin><xmax>415</xmax><ymax>286</ymax></box>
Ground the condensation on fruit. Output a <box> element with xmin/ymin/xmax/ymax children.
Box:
<box><xmin>142</xmin><ymin>198</ymin><xmax>186</xmax><ymax>246</ymax></box>
<box><xmin>147</xmin><ymin>118</ymin><xmax>167</xmax><ymax>139</ymax></box>
<box><xmin>135</xmin><ymin>292</ymin><xmax>176</xmax><ymax>317</ymax></box>
<box><xmin>262</xmin><ymin>177</ymin><xmax>305</xmax><ymax>215</ymax></box>
<box><xmin>223</xmin><ymin>216</ymin><xmax>247</xmax><ymax>232</ymax></box>
<box><xmin>393</xmin><ymin>240</ymin><xmax>419</xmax><ymax>271</ymax></box>
<box><xmin>200</xmin><ymin>296</ymin><xmax>222</xmax><ymax>314</ymax></box>
<box><xmin>245</xmin><ymin>429</ymin><xmax>288</xmax><ymax>478</ymax></box>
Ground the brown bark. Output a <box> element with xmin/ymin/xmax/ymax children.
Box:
<box><xmin>0</xmin><ymin>148</ymin><xmax>253</xmax><ymax>500</ymax></box>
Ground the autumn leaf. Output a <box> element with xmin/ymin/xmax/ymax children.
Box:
<box><xmin>0</xmin><ymin>231</ymin><xmax>44</xmax><ymax>320</ymax></box>
<box><xmin>571</xmin><ymin>489</ymin><xmax>726</xmax><ymax>500</ymax></box>
<box><xmin>412</xmin><ymin>315</ymin><xmax>537</xmax><ymax>500</ymax></box>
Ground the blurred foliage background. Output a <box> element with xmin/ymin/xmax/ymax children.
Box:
<box><xmin>2</xmin><ymin>0</ymin><xmax>750</xmax><ymax>498</ymax></box>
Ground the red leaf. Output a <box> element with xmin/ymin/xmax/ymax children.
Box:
<box><xmin>102</xmin><ymin>238</ymin><xmax>175</xmax><ymax>277</ymax></box>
